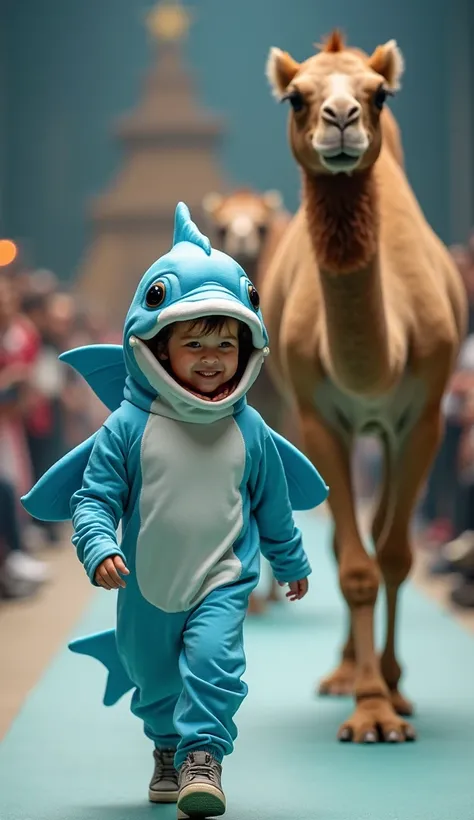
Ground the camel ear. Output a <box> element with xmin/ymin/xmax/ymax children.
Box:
<box><xmin>265</xmin><ymin>47</ymin><xmax>301</xmax><ymax>98</ymax></box>
<box><xmin>262</xmin><ymin>190</ymin><xmax>283</xmax><ymax>211</ymax></box>
<box><xmin>202</xmin><ymin>192</ymin><xmax>223</xmax><ymax>215</ymax></box>
<box><xmin>368</xmin><ymin>39</ymin><xmax>404</xmax><ymax>91</ymax></box>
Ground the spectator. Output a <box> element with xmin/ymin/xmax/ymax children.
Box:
<box><xmin>0</xmin><ymin>272</ymin><xmax>49</xmax><ymax>593</ymax></box>
<box><xmin>0</xmin><ymin>476</ymin><xmax>44</xmax><ymax>598</ymax></box>
<box><xmin>419</xmin><ymin>241</ymin><xmax>474</xmax><ymax>546</ymax></box>
<box><xmin>419</xmin><ymin>232</ymin><xmax>474</xmax><ymax>609</ymax></box>
<box><xmin>22</xmin><ymin>287</ymin><xmax>70</xmax><ymax>546</ymax></box>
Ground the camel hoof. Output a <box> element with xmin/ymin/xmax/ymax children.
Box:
<box><xmin>337</xmin><ymin>698</ymin><xmax>417</xmax><ymax>744</ymax></box>
<box><xmin>247</xmin><ymin>594</ymin><xmax>267</xmax><ymax>616</ymax></box>
<box><xmin>318</xmin><ymin>660</ymin><xmax>356</xmax><ymax>697</ymax></box>
<box><xmin>389</xmin><ymin>688</ymin><xmax>414</xmax><ymax>716</ymax></box>
<box><xmin>363</xmin><ymin>731</ymin><xmax>377</xmax><ymax>743</ymax></box>
<box><xmin>267</xmin><ymin>588</ymin><xmax>281</xmax><ymax>603</ymax></box>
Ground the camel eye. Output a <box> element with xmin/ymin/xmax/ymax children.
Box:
<box><xmin>282</xmin><ymin>90</ymin><xmax>305</xmax><ymax>113</ymax></box>
<box><xmin>373</xmin><ymin>86</ymin><xmax>388</xmax><ymax>110</ymax></box>
<box><xmin>146</xmin><ymin>282</ymin><xmax>166</xmax><ymax>308</ymax></box>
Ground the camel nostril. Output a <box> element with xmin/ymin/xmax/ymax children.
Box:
<box><xmin>347</xmin><ymin>106</ymin><xmax>360</xmax><ymax>120</ymax></box>
<box><xmin>322</xmin><ymin>103</ymin><xmax>361</xmax><ymax>128</ymax></box>
<box><xmin>322</xmin><ymin>106</ymin><xmax>337</xmax><ymax>121</ymax></box>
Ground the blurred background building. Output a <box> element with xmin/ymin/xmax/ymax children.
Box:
<box><xmin>0</xmin><ymin>0</ymin><xmax>472</xmax><ymax>295</ymax></box>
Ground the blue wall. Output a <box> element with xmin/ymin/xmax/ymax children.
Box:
<box><xmin>1</xmin><ymin>0</ymin><xmax>452</xmax><ymax>279</ymax></box>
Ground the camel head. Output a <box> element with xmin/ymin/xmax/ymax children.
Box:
<box><xmin>266</xmin><ymin>31</ymin><xmax>404</xmax><ymax>176</ymax></box>
<box><xmin>202</xmin><ymin>188</ymin><xmax>283</xmax><ymax>262</ymax></box>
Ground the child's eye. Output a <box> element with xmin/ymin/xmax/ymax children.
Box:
<box><xmin>219</xmin><ymin>341</ymin><xmax>235</xmax><ymax>349</ymax></box>
<box><xmin>186</xmin><ymin>341</ymin><xmax>201</xmax><ymax>349</ymax></box>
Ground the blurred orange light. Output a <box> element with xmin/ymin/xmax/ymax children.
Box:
<box><xmin>0</xmin><ymin>239</ymin><xmax>18</xmax><ymax>266</ymax></box>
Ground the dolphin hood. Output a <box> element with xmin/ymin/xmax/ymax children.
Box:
<box><xmin>122</xmin><ymin>202</ymin><xmax>269</xmax><ymax>424</ymax></box>
<box><xmin>20</xmin><ymin>201</ymin><xmax>329</xmax><ymax>523</ymax></box>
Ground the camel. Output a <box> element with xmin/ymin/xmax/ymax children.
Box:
<box><xmin>202</xmin><ymin>187</ymin><xmax>294</xmax><ymax>434</ymax></box>
<box><xmin>203</xmin><ymin>187</ymin><xmax>296</xmax><ymax>614</ymax></box>
<box><xmin>202</xmin><ymin>188</ymin><xmax>290</xmax><ymax>289</ymax></box>
<box><xmin>262</xmin><ymin>30</ymin><xmax>467</xmax><ymax>743</ymax></box>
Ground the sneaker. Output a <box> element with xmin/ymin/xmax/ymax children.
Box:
<box><xmin>442</xmin><ymin>530</ymin><xmax>474</xmax><ymax>562</ymax></box>
<box><xmin>0</xmin><ymin>566</ymin><xmax>40</xmax><ymax>599</ymax></box>
<box><xmin>430</xmin><ymin>531</ymin><xmax>474</xmax><ymax>575</ymax></box>
<box><xmin>177</xmin><ymin>751</ymin><xmax>226</xmax><ymax>818</ymax></box>
<box><xmin>148</xmin><ymin>748</ymin><xmax>179</xmax><ymax>803</ymax></box>
<box><xmin>4</xmin><ymin>550</ymin><xmax>50</xmax><ymax>584</ymax></box>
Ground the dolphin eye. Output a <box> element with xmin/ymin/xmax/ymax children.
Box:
<box><xmin>146</xmin><ymin>282</ymin><xmax>166</xmax><ymax>308</ymax></box>
<box><xmin>248</xmin><ymin>284</ymin><xmax>260</xmax><ymax>310</ymax></box>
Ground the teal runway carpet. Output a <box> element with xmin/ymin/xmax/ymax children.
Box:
<box><xmin>1</xmin><ymin>511</ymin><xmax>474</xmax><ymax>820</ymax></box>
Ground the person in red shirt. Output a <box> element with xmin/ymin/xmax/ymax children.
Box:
<box><xmin>0</xmin><ymin>273</ymin><xmax>49</xmax><ymax>595</ymax></box>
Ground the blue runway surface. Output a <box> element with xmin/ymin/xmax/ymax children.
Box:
<box><xmin>1</xmin><ymin>511</ymin><xmax>473</xmax><ymax>820</ymax></box>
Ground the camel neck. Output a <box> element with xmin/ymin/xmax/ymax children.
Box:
<box><xmin>303</xmin><ymin>168</ymin><xmax>391</xmax><ymax>395</ymax></box>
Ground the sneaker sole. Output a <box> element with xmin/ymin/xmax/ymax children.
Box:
<box><xmin>177</xmin><ymin>784</ymin><xmax>226</xmax><ymax>817</ymax></box>
<box><xmin>148</xmin><ymin>788</ymin><xmax>179</xmax><ymax>803</ymax></box>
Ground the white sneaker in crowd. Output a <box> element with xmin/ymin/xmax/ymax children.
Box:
<box><xmin>4</xmin><ymin>550</ymin><xmax>51</xmax><ymax>584</ymax></box>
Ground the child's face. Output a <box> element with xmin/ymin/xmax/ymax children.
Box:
<box><xmin>162</xmin><ymin>318</ymin><xmax>240</xmax><ymax>395</ymax></box>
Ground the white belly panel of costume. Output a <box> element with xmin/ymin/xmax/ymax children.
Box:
<box><xmin>136</xmin><ymin>414</ymin><xmax>246</xmax><ymax>612</ymax></box>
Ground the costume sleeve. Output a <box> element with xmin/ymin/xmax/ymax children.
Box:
<box><xmin>251</xmin><ymin>430</ymin><xmax>312</xmax><ymax>583</ymax></box>
<box><xmin>70</xmin><ymin>424</ymin><xmax>129</xmax><ymax>585</ymax></box>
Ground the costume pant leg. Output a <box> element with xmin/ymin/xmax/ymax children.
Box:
<box><xmin>131</xmin><ymin>689</ymin><xmax>181</xmax><ymax>750</ymax></box>
<box><xmin>117</xmin><ymin>600</ymin><xmax>188</xmax><ymax>750</ymax></box>
<box><xmin>174</xmin><ymin>577</ymin><xmax>254</xmax><ymax>768</ymax></box>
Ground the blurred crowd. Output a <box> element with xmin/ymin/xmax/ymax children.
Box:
<box><xmin>2</xmin><ymin>231</ymin><xmax>474</xmax><ymax>610</ymax></box>
<box><xmin>418</xmin><ymin>232</ymin><xmax>474</xmax><ymax>609</ymax></box>
<box><xmin>0</xmin><ymin>266</ymin><xmax>115</xmax><ymax>600</ymax></box>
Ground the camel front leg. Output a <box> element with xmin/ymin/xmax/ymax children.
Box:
<box><xmin>371</xmin><ymin>435</ymin><xmax>411</xmax><ymax>715</ymax></box>
<box><xmin>375</xmin><ymin>406</ymin><xmax>443</xmax><ymax>723</ymax></box>
<box><xmin>247</xmin><ymin>593</ymin><xmax>268</xmax><ymax>615</ymax></box>
<box><xmin>298</xmin><ymin>405</ymin><xmax>414</xmax><ymax>742</ymax></box>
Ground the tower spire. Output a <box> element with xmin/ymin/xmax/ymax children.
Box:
<box><xmin>146</xmin><ymin>0</ymin><xmax>192</xmax><ymax>43</ymax></box>
<box><xmin>74</xmin><ymin>0</ymin><xmax>227</xmax><ymax>327</ymax></box>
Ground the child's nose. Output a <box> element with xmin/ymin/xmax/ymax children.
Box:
<box><xmin>201</xmin><ymin>349</ymin><xmax>218</xmax><ymax>363</ymax></box>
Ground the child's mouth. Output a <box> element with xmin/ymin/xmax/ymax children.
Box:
<box><xmin>195</xmin><ymin>371</ymin><xmax>221</xmax><ymax>378</ymax></box>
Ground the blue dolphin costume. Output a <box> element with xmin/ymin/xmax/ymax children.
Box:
<box><xmin>22</xmin><ymin>203</ymin><xmax>328</xmax><ymax>769</ymax></box>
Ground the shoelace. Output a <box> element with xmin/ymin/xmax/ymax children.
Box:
<box><xmin>184</xmin><ymin>757</ymin><xmax>220</xmax><ymax>785</ymax></box>
<box><xmin>154</xmin><ymin>751</ymin><xmax>177</xmax><ymax>781</ymax></box>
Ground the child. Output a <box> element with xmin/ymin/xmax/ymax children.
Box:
<box><xmin>150</xmin><ymin>313</ymin><xmax>253</xmax><ymax>403</ymax></box>
<box><xmin>22</xmin><ymin>203</ymin><xmax>328</xmax><ymax>819</ymax></box>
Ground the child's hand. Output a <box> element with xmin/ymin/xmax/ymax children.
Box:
<box><xmin>95</xmin><ymin>555</ymin><xmax>130</xmax><ymax>590</ymax></box>
<box><xmin>279</xmin><ymin>577</ymin><xmax>309</xmax><ymax>601</ymax></box>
